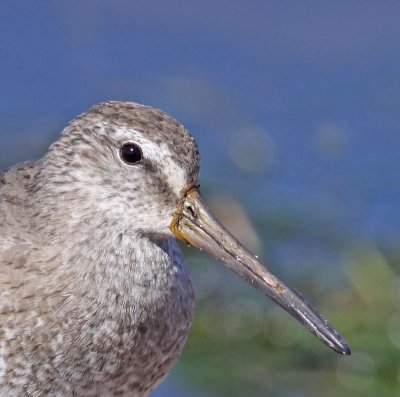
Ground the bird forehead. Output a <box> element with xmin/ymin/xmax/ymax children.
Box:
<box><xmin>74</xmin><ymin>101</ymin><xmax>193</xmax><ymax>150</ymax></box>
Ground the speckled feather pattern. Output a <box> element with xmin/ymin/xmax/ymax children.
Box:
<box><xmin>0</xmin><ymin>102</ymin><xmax>199</xmax><ymax>396</ymax></box>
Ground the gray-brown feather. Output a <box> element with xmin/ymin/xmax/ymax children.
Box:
<box><xmin>0</xmin><ymin>102</ymin><xmax>198</xmax><ymax>396</ymax></box>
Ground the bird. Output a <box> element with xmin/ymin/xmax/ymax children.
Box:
<box><xmin>0</xmin><ymin>101</ymin><xmax>350</xmax><ymax>396</ymax></box>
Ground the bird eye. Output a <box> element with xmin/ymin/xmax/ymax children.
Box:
<box><xmin>120</xmin><ymin>143</ymin><xmax>143</xmax><ymax>165</ymax></box>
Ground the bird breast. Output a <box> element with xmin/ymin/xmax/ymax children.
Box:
<box><xmin>0</xmin><ymin>235</ymin><xmax>195</xmax><ymax>396</ymax></box>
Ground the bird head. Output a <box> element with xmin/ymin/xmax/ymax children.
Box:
<box><xmin>43</xmin><ymin>101</ymin><xmax>350</xmax><ymax>355</ymax></box>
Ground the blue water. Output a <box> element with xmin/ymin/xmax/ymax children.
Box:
<box><xmin>1</xmin><ymin>2</ymin><xmax>398</xmax><ymax>245</ymax></box>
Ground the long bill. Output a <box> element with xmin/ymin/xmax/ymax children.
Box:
<box><xmin>170</xmin><ymin>187</ymin><xmax>350</xmax><ymax>355</ymax></box>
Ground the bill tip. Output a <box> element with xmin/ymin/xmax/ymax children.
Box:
<box><xmin>342</xmin><ymin>344</ymin><xmax>351</xmax><ymax>356</ymax></box>
<box><xmin>334</xmin><ymin>341</ymin><xmax>351</xmax><ymax>355</ymax></box>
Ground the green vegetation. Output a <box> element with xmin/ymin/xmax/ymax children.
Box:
<box><xmin>172</xmin><ymin>203</ymin><xmax>400</xmax><ymax>397</ymax></box>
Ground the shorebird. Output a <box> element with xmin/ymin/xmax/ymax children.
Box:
<box><xmin>0</xmin><ymin>101</ymin><xmax>350</xmax><ymax>396</ymax></box>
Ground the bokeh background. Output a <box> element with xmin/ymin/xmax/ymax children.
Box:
<box><xmin>1</xmin><ymin>1</ymin><xmax>399</xmax><ymax>396</ymax></box>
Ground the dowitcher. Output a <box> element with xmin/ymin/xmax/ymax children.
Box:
<box><xmin>0</xmin><ymin>101</ymin><xmax>350</xmax><ymax>396</ymax></box>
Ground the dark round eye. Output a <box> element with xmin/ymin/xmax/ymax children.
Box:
<box><xmin>120</xmin><ymin>143</ymin><xmax>143</xmax><ymax>165</ymax></box>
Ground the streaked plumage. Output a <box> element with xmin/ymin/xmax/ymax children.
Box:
<box><xmin>0</xmin><ymin>101</ymin><xmax>350</xmax><ymax>397</ymax></box>
<box><xmin>0</xmin><ymin>102</ymin><xmax>197</xmax><ymax>396</ymax></box>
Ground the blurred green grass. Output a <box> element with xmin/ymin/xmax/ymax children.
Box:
<box><xmin>170</xmin><ymin>200</ymin><xmax>400</xmax><ymax>397</ymax></box>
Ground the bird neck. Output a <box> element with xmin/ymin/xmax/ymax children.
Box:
<box><xmin>58</xmin><ymin>232</ymin><xmax>191</xmax><ymax>322</ymax></box>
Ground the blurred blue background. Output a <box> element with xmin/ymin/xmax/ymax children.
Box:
<box><xmin>1</xmin><ymin>1</ymin><xmax>399</xmax><ymax>396</ymax></box>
